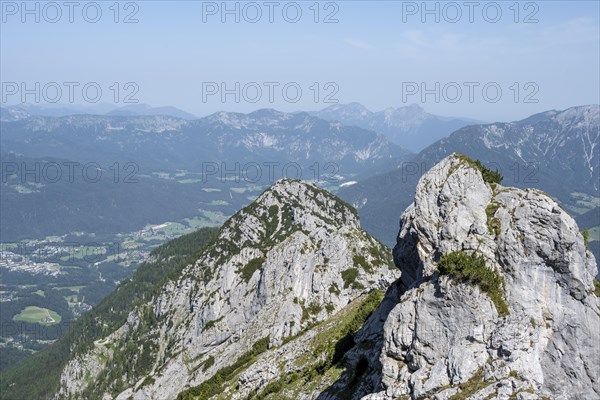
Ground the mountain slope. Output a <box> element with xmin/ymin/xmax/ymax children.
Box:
<box><xmin>575</xmin><ymin>206</ymin><xmax>600</xmax><ymax>230</ymax></box>
<box><xmin>35</xmin><ymin>180</ymin><xmax>399</xmax><ymax>400</ymax></box>
<box><xmin>418</xmin><ymin>104</ymin><xmax>599</xmax><ymax>200</ymax></box>
<box><xmin>0</xmin><ymin>152</ymin><xmax>245</xmax><ymax>241</ymax></box>
<box><xmin>310</xmin><ymin>103</ymin><xmax>478</xmax><ymax>151</ymax></box>
<box><xmin>338</xmin><ymin>105</ymin><xmax>600</xmax><ymax>246</ymax></box>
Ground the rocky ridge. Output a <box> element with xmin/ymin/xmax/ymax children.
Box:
<box><xmin>56</xmin><ymin>179</ymin><xmax>399</xmax><ymax>400</ymax></box>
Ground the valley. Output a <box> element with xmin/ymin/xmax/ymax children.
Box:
<box><xmin>0</xmin><ymin>188</ymin><xmax>242</xmax><ymax>369</ymax></box>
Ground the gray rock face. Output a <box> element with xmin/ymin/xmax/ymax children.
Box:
<box><xmin>371</xmin><ymin>154</ymin><xmax>600</xmax><ymax>399</ymax></box>
<box><xmin>56</xmin><ymin>179</ymin><xmax>399</xmax><ymax>400</ymax></box>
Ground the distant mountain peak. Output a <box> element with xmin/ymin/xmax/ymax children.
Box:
<box><xmin>383</xmin><ymin>103</ymin><xmax>425</xmax><ymax>114</ymax></box>
<box><xmin>554</xmin><ymin>104</ymin><xmax>599</xmax><ymax>124</ymax></box>
<box><xmin>312</xmin><ymin>102</ymin><xmax>372</xmax><ymax>121</ymax></box>
<box><xmin>345</xmin><ymin>102</ymin><xmax>371</xmax><ymax>112</ymax></box>
<box><xmin>106</xmin><ymin>104</ymin><xmax>198</xmax><ymax>119</ymax></box>
<box><xmin>247</xmin><ymin>108</ymin><xmax>287</xmax><ymax>118</ymax></box>
<box><xmin>310</xmin><ymin>103</ymin><xmax>475</xmax><ymax>151</ymax></box>
<box><xmin>402</xmin><ymin>103</ymin><xmax>424</xmax><ymax>111</ymax></box>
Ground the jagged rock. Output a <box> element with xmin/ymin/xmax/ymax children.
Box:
<box><xmin>370</xmin><ymin>154</ymin><xmax>600</xmax><ymax>400</ymax></box>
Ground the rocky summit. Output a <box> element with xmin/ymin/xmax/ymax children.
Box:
<box><xmin>362</xmin><ymin>154</ymin><xmax>600</xmax><ymax>399</ymax></box>
<box><xmin>55</xmin><ymin>179</ymin><xmax>399</xmax><ymax>400</ymax></box>
<box><xmin>15</xmin><ymin>155</ymin><xmax>598</xmax><ymax>400</ymax></box>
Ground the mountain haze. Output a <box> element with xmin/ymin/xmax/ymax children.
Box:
<box><xmin>1</xmin><ymin>109</ymin><xmax>413</xmax><ymax>241</ymax></box>
<box><xmin>1</xmin><ymin>109</ymin><xmax>411</xmax><ymax>180</ymax></box>
<box><xmin>1</xmin><ymin>104</ymin><xmax>197</xmax><ymax>120</ymax></box>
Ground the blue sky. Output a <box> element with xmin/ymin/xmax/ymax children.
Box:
<box><xmin>1</xmin><ymin>0</ymin><xmax>599</xmax><ymax>121</ymax></box>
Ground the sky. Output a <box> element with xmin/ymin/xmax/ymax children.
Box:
<box><xmin>1</xmin><ymin>0</ymin><xmax>599</xmax><ymax>122</ymax></box>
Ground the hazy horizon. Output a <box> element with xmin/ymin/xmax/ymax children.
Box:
<box><xmin>2</xmin><ymin>1</ymin><xmax>599</xmax><ymax>121</ymax></box>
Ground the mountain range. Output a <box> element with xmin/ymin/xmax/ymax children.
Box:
<box><xmin>0</xmin><ymin>109</ymin><xmax>412</xmax><ymax>241</ymax></box>
<box><xmin>310</xmin><ymin>103</ymin><xmax>480</xmax><ymax>152</ymax></box>
<box><xmin>2</xmin><ymin>104</ymin><xmax>597</xmax><ymax>263</ymax></box>
<box><xmin>1</xmin><ymin>104</ymin><xmax>599</xmax><ymax>385</ymax></box>
<box><xmin>1</xmin><ymin>109</ymin><xmax>411</xmax><ymax>181</ymax></box>
<box><xmin>2</xmin><ymin>102</ymin><xmax>479</xmax><ymax>153</ymax></box>
<box><xmin>1</xmin><ymin>103</ymin><xmax>198</xmax><ymax>120</ymax></box>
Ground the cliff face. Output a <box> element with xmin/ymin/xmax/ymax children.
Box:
<box><xmin>366</xmin><ymin>154</ymin><xmax>599</xmax><ymax>399</ymax></box>
<box><xmin>55</xmin><ymin>155</ymin><xmax>599</xmax><ymax>400</ymax></box>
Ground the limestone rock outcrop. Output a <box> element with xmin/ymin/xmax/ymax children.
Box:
<box><xmin>369</xmin><ymin>154</ymin><xmax>599</xmax><ymax>400</ymax></box>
